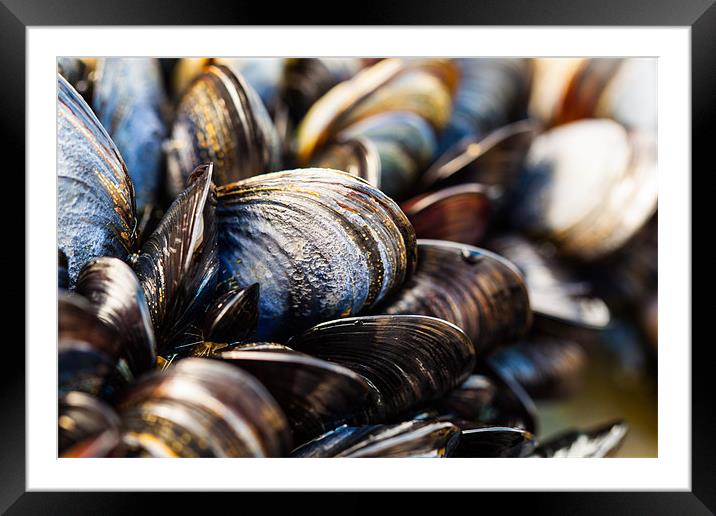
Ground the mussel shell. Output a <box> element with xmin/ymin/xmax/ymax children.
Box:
<box><xmin>311</xmin><ymin>137</ymin><xmax>381</xmax><ymax>189</ymax></box>
<box><xmin>214</xmin><ymin>58</ymin><xmax>285</xmax><ymax>110</ymax></box>
<box><xmin>133</xmin><ymin>164</ymin><xmax>218</xmax><ymax>352</ymax></box>
<box><xmin>438</xmin><ymin>58</ymin><xmax>533</xmax><ymax>153</ymax></box>
<box><xmin>117</xmin><ymin>358</ymin><xmax>291</xmax><ymax>457</ymax></box>
<box><xmin>512</xmin><ymin>119</ymin><xmax>657</xmax><ymax>260</ymax></box>
<box><xmin>489</xmin><ymin>235</ymin><xmax>610</xmax><ymax>330</ymax></box>
<box><xmin>201</xmin><ymin>283</ymin><xmax>259</xmax><ymax>344</ymax></box>
<box><xmin>489</xmin><ymin>338</ymin><xmax>586</xmax><ymax>399</ymax></box>
<box><xmin>401</xmin><ymin>183</ymin><xmax>491</xmax><ymax>245</ymax></box>
<box><xmin>168</xmin><ymin>64</ymin><xmax>281</xmax><ymax>193</ymax></box>
<box><xmin>375</xmin><ymin>240</ymin><xmax>531</xmax><ymax>352</ymax></box>
<box><xmin>92</xmin><ymin>58</ymin><xmax>168</xmax><ymax>215</ymax></box>
<box><xmin>291</xmin><ymin>419</ymin><xmax>461</xmax><ymax>458</ymax></box>
<box><xmin>454</xmin><ymin>426</ymin><xmax>536</xmax><ymax>458</ymax></box>
<box><xmin>296</xmin><ymin>58</ymin><xmax>456</xmax><ymax>165</ymax></box>
<box><xmin>216</xmin><ymin>168</ymin><xmax>417</xmax><ymax>341</ymax></box>
<box><xmin>57</xmin><ymin>73</ymin><xmax>136</xmax><ymax>286</ymax></box>
<box><xmin>421</xmin><ymin>120</ymin><xmax>536</xmax><ymax>195</ymax></box>
<box><xmin>531</xmin><ymin>420</ymin><xmax>628</xmax><ymax>458</ymax></box>
<box><xmin>75</xmin><ymin>257</ymin><xmax>157</xmax><ymax>375</ymax></box>
<box><xmin>219</xmin><ymin>349</ymin><xmax>380</xmax><ymax>441</ymax></box>
<box><xmin>288</xmin><ymin>315</ymin><xmax>475</xmax><ymax>421</ymax></box>
<box><xmin>59</xmin><ymin>391</ymin><xmax>120</xmax><ymax>454</ymax></box>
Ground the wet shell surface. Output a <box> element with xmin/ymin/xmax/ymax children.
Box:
<box><xmin>168</xmin><ymin>64</ymin><xmax>282</xmax><ymax>194</ymax></box>
<box><xmin>92</xmin><ymin>58</ymin><xmax>168</xmax><ymax>215</ymax></box>
<box><xmin>219</xmin><ymin>348</ymin><xmax>380</xmax><ymax>441</ymax></box>
<box><xmin>57</xmin><ymin>74</ymin><xmax>136</xmax><ymax>286</ymax></box>
<box><xmin>216</xmin><ymin>168</ymin><xmax>417</xmax><ymax>341</ymax></box>
<box><xmin>117</xmin><ymin>358</ymin><xmax>291</xmax><ymax>457</ymax></box>
<box><xmin>289</xmin><ymin>315</ymin><xmax>476</xmax><ymax>421</ymax></box>
<box><xmin>376</xmin><ymin>240</ymin><xmax>531</xmax><ymax>352</ymax></box>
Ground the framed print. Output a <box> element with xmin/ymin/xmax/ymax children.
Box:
<box><xmin>5</xmin><ymin>0</ymin><xmax>709</xmax><ymax>512</ymax></box>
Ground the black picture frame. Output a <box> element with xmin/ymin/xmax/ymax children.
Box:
<box><xmin>5</xmin><ymin>0</ymin><xmax>707</xmax><ymax>512</ymax></box>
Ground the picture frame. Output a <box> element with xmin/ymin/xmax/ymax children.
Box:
<box><xmin>5</xmin><ymin>0</ymin><xmax>707</xmax><ymax>511</ymax></box>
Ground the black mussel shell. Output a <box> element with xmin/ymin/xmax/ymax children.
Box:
<box><xmin>454</xmin><ymin>426</ymin><xmax>536</xmax><ymax>458</ymax></box>
<box><xmin>133</xmin><ymin>163</ymin><xmax>218</xmax><ymax>354</ymax></box>
<box><xmin>57</xmin><ymin>74</ymin><xmax>137</xmax><ymax>286</ymax></box>
<box><xmin>292</xmin><ymin>419</ymin><xmax>461</xmax><ymax>458</ymax></box>
<box><xmin>531</xmin><ymin>420</ymin><xmax>628</xmax><ymax>458</ymax></box>
<box><xmin>92</xmin><ymin>58</ymin><xmax>168</xmax><ymax>216</ymax></box>
<box><xmin>58</xmin><ymin>249</ymin><xmax>69</xmax><ymax>290</ymax></box>
<box><xmin>401</xmin><ymin>183</ymin><xmax>491</xmax><ymax>246</ymax></box>
<box><xmin>202</xmin><ymin>283</ymin><xmax>259</xmax><ymax>344</ymax></box>
<box><xmin>168</xmin><ymin>64</ymin><xmax>282</xmax><ymax>194</ymax></box>
<box><xmin>489</xmin><ymin>235</ymin><xmax>610</xmax><ymax>331</ymax></box>
<box><xmin>59</xmin><ymin>391</ymin><xmax>120</xmax><ymax>455</ymax></box>
<box><xmin>117</xmin><ymin>358</ymin><xmax>291</xmax><ymax>457</ymax></box>
<box><xmin>219</xmin><ymin>348</ymin><xmax>380</xmax><ymax>442</ymax></box>
<box><xmin>376</xmin><ymin>240</ymin><xmax>531</xmax><ymax>352</ymax></box>
<box><xmin>289</xmin><ymin>315</ymin><xmax>475</xmax><ymax>421</ymax></box>
<box><xmin>490</xmin><ymin>338</ymin><xmax>586</xmax><ymax>399</ymax></box>
<box><xmin>217</xmin><ymin>168</ymin><xmax>417</xmax><ymax>341</ymax></box>
<box><xmin>75</xmin><ymin>257</ymin><xmax>157</xmax><ymax>375</ymax></box>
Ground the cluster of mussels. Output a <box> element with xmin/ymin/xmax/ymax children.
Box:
<box><xmin>57</xmin><ymin>57</ymin><xmax>656</xmax><ymax>458</ymax></box>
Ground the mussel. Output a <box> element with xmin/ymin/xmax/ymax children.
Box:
<box><xmin>216</xmin><ymin>168</ymin><xmax>417</xmax><ymax>340</ymax></box>
<box><xmin>75</xmin><ymin>257</ymin><xmax>157</xmax><ymax>375</ymax></box>
<box><xmin>400</xmin><ymin>183</ymin><xmax>492</xmax><ymax>245</ymax></box>
<box><xmin>167</xmin><ymin>64</ymin><xmax>282</xmax><ymax>195</ymax></box>
<box><xmin>375</xmin><ymin>240</ymin><xmax>531</xmax><ymax>352</ymax></box>
<box><xmin>512</xmin><ymin>119</ymin><xmax>657</xmax><ymax>260</ymax></box>
<box><xmin>289</xmin><ymin>315</ymin><xmax>475</xmax><ymax>421</ymax></box>
<box><xmin>92</xmin><ymin>58</ymin><xmax>168</xmax><ymax>217</ymax></box>
<box><xmin>57</xmin><ymin>74</ymin><xmax>137</xmax><ymax>286</ymax></box>
<box><xmin>116</xmin><ymin>358</ymin><xmax>291</xmax><ymax>457</ymax></box>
